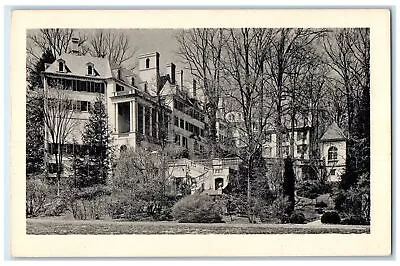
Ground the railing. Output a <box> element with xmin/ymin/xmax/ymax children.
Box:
<box><xmin>113</xmin><ymin>89</ymin><xmax>135</xmax><ymax>97</ymax></box>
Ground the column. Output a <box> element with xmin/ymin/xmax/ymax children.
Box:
<box><xmin>115</xmin><ymin>103</ymin><xmax>119</xmax><ymax>133</ymax></box>
<box><xmin>129</xmin><ymin>101</ymin><xmax>133</xmax><ymax>133</ymax></box>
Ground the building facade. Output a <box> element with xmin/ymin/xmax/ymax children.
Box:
<box><xmin>42</xmin><ymin>50</ymin><xmax>208</xmax><ymax>176</ymax></box>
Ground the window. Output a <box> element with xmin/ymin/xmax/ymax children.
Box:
<box><xmin>174</xmin><ymin>117</ymin><xmax>179</xmax><ymax>126</ymax></box>
<box><xmin>182</xmin><ymin>136</ymin><xmax>188</xmax><ymax>148</ymax></box>
<box><xmin>146</xmin><ymin>58</ymin><xmax>150</xmax><ymax>68</ymax></box>
<box><xmin>180</xmin><ymin>119</ymin><xmax>185</xmax><ymax>129</ymax></box>
<box><xmin>144</xmin><ymin>83</ymin><xmax>148</xmax><ymax>92</ymax></box>
<box><xmin>297</xmin><ymin>144</ymin><xmax>308</xmax><ymax>155</ymax></box>
<box><xmin>328</xmin><ymin>146</ymin><xmax>338</xmax><ymax>162</ymax></box>
<box><xmin>263</xmin><ymin>147</ymin><xmax>272</xmax><ymax>157</ymax></box>
<box><xmin>282</xmin><ymin>132</ymin><xmax>289</xmax><ymax>142</ymax></box>
<box><xmin>297</xmin><ymin>131</ymin><xmax>307</xmax><ymax>141</ymax></box>
<box><xmin>116</xmin><ymin>84</ymin><xmax>124</xmax><ymax>92</ymax></box>
<box><xmin>58</xmin><ymin>61</ymin><xmax>64</xmax><ymax>72</ymax></box>
<box><xmin>175</xmin><ymin>134</ymin><xmax>181</xmax><ymax>145</ymax></box>
<box><xmin>81</xmin><ymin>101</ymin><xmax>89</xmax><ymax>112</ymax></box>
<box><xmin>87</xmin><ymin>65</ymin><xmax>93</xmax><ymax>75</ymax></box>
<box><xmin>330</xmin><ymin>169</ymin><xmax>336</xmax><ymax>176</ymax></box>
<box><xmin>265</xmin><ymin>133</ymin><xmax>272</xmax><ymax>142</ymax></box>
<box><xmin>138</xmin><ymin>104</ymin><xmax>144</xmax><ymax>134</ymax></box>
<box><xmin>282</xmin><ymin>146</ymin><xmax>289</xmax><ymax>156</ymax></box>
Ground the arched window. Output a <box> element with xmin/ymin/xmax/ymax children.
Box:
<box><xmin>58</xmin><ymin>61</ymin><xmax>64</xmax><ymax>72</ymax></box>
<box><xmin>87</xmin><ymin>65</ymin><xmax>93</xmax><ymax>75</ymax></box>
<box><xmin>328</xmin><ymin>146</ymin><xmax>338</xmax><ymax>162</ymax></box>
<box><xmin>146</xmin><ymin>58</ymin><xmax>150</xmax><ymax>68</ymax></box>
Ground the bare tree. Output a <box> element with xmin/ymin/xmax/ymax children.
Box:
<box><xmin>223</xmin><ymin>28</ymin><xmax>275</xmax><ymax>222</ymax></box>
<box><xmin>323</xmin><ymin>28</ymin><xmax>370</xmax><ymax>180</ymax></box>
<box><xmin>43</xmin><ymin>83</ymin><xmax>77</xmax><ymax>195</ymax></box>
<box><xmin>89</xmin><ymin>30</ymin><xmax>136</xmax><ymax>68</ymax></box>
<box><xmin>264</xmin><ymin>28</ymin><xmax>327</xmax><ymax>159</ymax></box>
<box><xmin>176</xmin><ymin>29</ymin><xmax>226</xmax><ymax>156</ymax></box>
<box><xmin>27</xmin><ymin>29</ymin><xmax>88</xmax><ymax>84</ymax></box>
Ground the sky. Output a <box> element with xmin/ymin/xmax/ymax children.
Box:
<box><xmin>82</xmin><ymin>29</ymin><xmax>183</xmax><ymax>73</ymax></box>
<box><xmin>28</xmin><ymin>28</ymin><xmax>184</xmax><ymax>74</ymax></box>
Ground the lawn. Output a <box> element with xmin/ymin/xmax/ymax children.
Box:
<box><xmin>27</xmin><ymin>218</ymin><xmax>370</xmax><ymax>235</ymax></box>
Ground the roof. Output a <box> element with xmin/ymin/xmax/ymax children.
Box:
<box><xmin>320</xmin><ymin>122</ymin><xmax>347</xmax><ymax>141</ymax></box>
<box><xmin>44</xmin><ymin>53</ymin><xmax>112</xmax><ymax>78</ymax></box>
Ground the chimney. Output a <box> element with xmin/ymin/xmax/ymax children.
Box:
<box><xmin>180</xmin><ymin>70</ymin><xmax>184</xmax><ymax>89</ymax></box>
<box><xmin>170</xmin><ymin>63</ymin><xmax>176</xmax><ymax>84</ymax></box>
<box><xmin>166</xmin><ymin>63</ymin><xmax>176</xmax><ymax>84</ymax></box>
<box><xmin>71</xmin><ymin>37</ymin><xmax>80</xmax><ymax>54</ymax></box>
<box><xmin>192</xmin><ymin>79</ymin><xmax>197</xmax><ymax>97</ymax></box>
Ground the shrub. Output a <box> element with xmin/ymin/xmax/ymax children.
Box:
<box><xmin>172</xmin><ymin>194</ymin><xmax>224</xmax><ymax>223</ymax></box>
<box><xmin>26</xmin><ymin>177</ymin><xmax>50</xmax><ymax>217</ymax></box>
<box><xmin>289</xmin><ymin>211</ymin><xmax>306</xmax><ymax>224</ymax></box>
<box><xmin>321</xmin><ymin>211</ymin><xmax>341</xmax><ymax>224</ymax></box>
<box><xmin>259</xmin><ymin>195</ymin><xmax>291</xmax><ymax>223</ymax></box>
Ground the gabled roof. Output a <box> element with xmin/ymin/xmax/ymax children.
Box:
<box><xmin>320</xmin><ymin>122</ymin><xmax>347</xmax><ymax>142</ymax></box>
<box><xmin>44</xmin><ymin>53</ymin><xmax>112</xmax><ymax>78</ymax></box>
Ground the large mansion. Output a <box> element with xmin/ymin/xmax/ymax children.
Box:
<box><xmin>41</xmin><ymin>46</ymin><xmax>347</xmax><ymax>194</ymax></box>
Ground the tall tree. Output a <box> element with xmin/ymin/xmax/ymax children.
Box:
<box><xmin>27</xmin><ymin>48</ymin><xmax>55</xmax><ymax>90</ymax></box>
<box><xmin>176</xmin><ymin>29</ymin><xmax>226</xmax><ymax>156</ymax></box>
<box><xmin>282</xmin><ymin>157</ymin><xmax>295</xmax><ymax>215</ymax></box>
<box><xmin>26</xmin><ymin>89</ymin><xmax>45</xmax><ymax>175</ymax></box>
<box><xmin>323</xmin><ymin>28</ymin><xmax>370</xmax><ymax>186</ymax></box>
<box><xmin>78</xmin><ymin>96</ymin><xmax>112</xmax><ymax>187</ymax></box>
<box><xmin>223</xmin><ymin>28</ymin><xmax>275</xmax><ymax>222</ymax></box>
<box><xmin>264</xmin><ymin>28</ymin><xmax>326</xmax><ymax>159</ymax></box>
<box><xmin>89</xmin><ymin>30</ymin><xmax>136</xmax><ymax>68</ymax></box>
<box><xmin>43</xmin><ymin>84</ymin><xmax>77</xmax><ymax>195</ymax></box>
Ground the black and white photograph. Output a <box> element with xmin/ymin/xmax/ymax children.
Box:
<box><xmin>9</xmin><ymin>9</ymin><xmax>391</xmax><ymax>257</ymax></box>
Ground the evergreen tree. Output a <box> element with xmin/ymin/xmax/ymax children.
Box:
<box><xmin>283</xmin><ymin>157</ymin><xmax>295</xmax><ymax>215</ymax></box>
<box><xmin>28</xmin><ymin>49</ymin><xmax>55</xmax><ymax>90</ymax></box>
<box><xmin>78</xmin><ymin>96</ymin><xmax>112</xmax><ymax>187</ymax></box>
<box><xmin>26</xmin><ymin>90</ymin><xmax>44</xmax><ymax>175</ymax></box>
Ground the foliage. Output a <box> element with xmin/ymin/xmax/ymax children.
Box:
<box><xmin>61</xmin><ymin>176</ymin><xmax>111</xmax><ymax>220</ymax></box>
<box><xmin>283</xmin><ymin>157</ymin><xmax>295</xmax><ymax>215</ymax></box>
<box><xmin>26</xmin><ymin>90</ymin><xmax>45</xmax><ymax>175</ymax></box>
<box><xmin>334</xmin><ymin>172</ymin><xmax>370</xmax><ymax>224</ymax></box>
<box><xmin>75</xmin><ymin>97</ymin><xmax>112</xmax><ymax>188</ymax></box>
<box><xmin>224</xmin><ymin>152</ymin><xmax>275</xmax><ymax>222</ymax></box>
<box><xmin>111</xmin><ymin>147</ymin><xmax>176</xmax><ymax>221</ymax></box>
<box><xmin>297</xmin><ymin>179</ymin><xmax>332</xmax><ymax>200</ymax></box>
<box><xmin>172</xmin><ymin>194</ymin><xmax>224</xmax><ymax>223</ymax></box>
<box><xmin>27</xmin><ymin>48</ymin><xmax>55</xmax><ymax>89</ymax></box>
<box><xmin>321</xmin><ymin>211</ymin><xmax>341</xmax><ymax>224</ymax></box>
<box><xmin>26</xmin><ymin>175</ymin><xmax>49</xmax><ymax>217</ymax></box>
<box><xmin>289</xmin><ymin>211</ymin><xmax>306</xmax><ymax>224</ymax></box>
<box><xmin>259</xmin><ymin>195</ymin><xmax>291</xmax><ymax>223</ymax></box>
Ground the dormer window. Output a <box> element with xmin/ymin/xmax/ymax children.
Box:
<box><xmin>86</xmin><ymin>62</ymin><xmax>95</xmax><ymax>76</ymax></box>
<box><xmin>88</xmin><ymin>65</ymin><xmax>93</xmax><ymax>75</ymax></box>
<box><xmin>146</xmin><ymin>58</ymin><xmax>150</xmax><ymax>68</ymax></box>
<box><xmin>57</xmin><ymin>60</ymin><xmax>65</xmax><ymax>72</ymax></box>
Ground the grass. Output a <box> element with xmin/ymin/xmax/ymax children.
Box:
<box><xmin>27</xmin><ymin>218</ymin><xmax>370</xmax><ymax>235</ymax></box>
